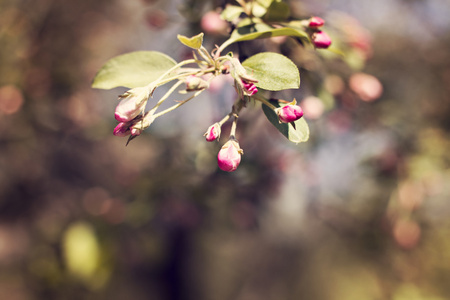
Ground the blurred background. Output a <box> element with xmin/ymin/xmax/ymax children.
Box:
<box><xmin>1</xmin><ymin>0</ymin><xmax>450</xmax><ymax>299</ymax></box>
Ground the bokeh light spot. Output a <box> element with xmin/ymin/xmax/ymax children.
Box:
<box><xmin>0</xmin><ymin>85</ymin><xmax>24</xmax><ymax>115</ymax></box>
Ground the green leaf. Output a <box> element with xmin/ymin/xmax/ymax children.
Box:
<box><xmin>262</xmin><ymin>99</ymin><xmax>309</xmax><ymax>143</ymax></box>
<box><xmin>92</xmin><ymin>51</ymin><xmax>177</xmax><ymax>89</ymax></box>
<box><xmin>263</xmin><ymin>1</ymin><xmax>290</xmax><ymax>22</ymax></box>
<box><xmin>251</xmin><ymin>2</ymin><xmax>267</xmax><ymax>18</ymax></box>
<box><xmin>256</xmin><ymin>0</ymin><xmax>273</xmax><ymax>7</ymax></box>
<box><xmin>242</xmin><ymin>52</ymin><xmax>300</xmax><ymax>91</ymax></box>
<box><xmin>177</xmin><ymin>33</ymin><xmax>204</xmax><ymax>49</ymax></box>
<box><xmin>220</xmin><ymin>23</ymin><xmax>310</xmax><ymax>51</ymax></box>
<box><xmin>221</xmin><ymin>5</ymin><xmax>244</xmax><ymax>22</ymax></box>
<box><xmin>235</xmin><ymin>17</ymin><xmax>255</xmax><ymax>28</ymax></box>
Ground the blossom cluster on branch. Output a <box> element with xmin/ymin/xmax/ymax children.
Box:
<box><xmin>92</xmin><ymin>0</ymin><xmax>371</xmax><ymax>172</ymax></box>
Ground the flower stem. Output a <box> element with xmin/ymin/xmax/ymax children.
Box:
<box><xmin>253</xmin><ymin>94</ymin><xmax>278</xmax><ymax>110</ymax></box>
<box><xmin>157</xmin><ymin>67</ymin><xmax>215</xmax><ymax>87</ymax></box>
<box><xmin>217</xmin><ymin>40</ymin><xmax>233</xmax><ymax>57</ymax></box>
<box><xmin>230</xmin><ymin>116</ymin><xmax>238</xmax><ymax>139</ymax></box>
<box><xmin>146</xmin><ymin>59</ymin><xmax>198</xmax><ymax>92</ymax></box>
<box><xmin>199</xmin><ymin>46</ymin><xmax>215</xmax><ymax>66</ymax></box>
<box><xmin>152</xmin><ymin>89</ymin><xmax>205</xmax><ymax>119</ymax></box>
<box><xmin>148</xmin><ymin>80</ymin><xmax>184</xmax><ymax>114</ymax></box>
<box><xmin>218</xmin><ymin>114</ymin><xmax>231</xmax><ymax>126</ymax></box>
<box><xmin>229</xmin><ymin>99</ymin><xmax>245</xmax><ymax>139</ymax></box>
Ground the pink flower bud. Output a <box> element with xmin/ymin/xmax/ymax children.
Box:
<box><xmin>113</xmin><ymin>122</ymin><xmax>132</xmax><ymax>137</ymax></box>
<box><xmin>113</xmin><ymin>115</ymin><xmax>150</xmax><ymax>137</ymax></box>
<box><xmin>113</xmin><ymin>122</ymin><xmax>144</xmax><ymax>137</ymax></box>
<box><xmin>217</xmin><ymin>139</ymin><xmax>243</xmax><ymax>172</ymax></box>
<box><xmin>185</xmin><ymin>75</ymin><xmax>209</xmax><ymax>91</ymax></box>
<box><xmin>242</xmin><ymin>80</ymin><xmax>258</xmax><ymax>96</ymax></box>
<box><xmin>309</xmin><ymin>16</ymin><xmax>325</xmax><ymax>28</ymax></box>
<box><xmin>204</xmin><ymin>123</ymin><xmax>221</xmax><ymax>142</ymax></box>
<box><xmin>275</xmin><ymin>101</ymin><xmax>304</xmax><ymax>123</ymax></box>
<box><xmin>115</xmin><ymin>87</ymin><xmax>149</xmax><ymax>122</ymax></box>
<box><xmin>228</xmin><ymin>57</ymin><xmax>259</xmax><ymax>98</ymax></box>
<box><xmin>312</xmin><ymin>31</ymin><xmax>332</xmax><ymax>49</ymax></box>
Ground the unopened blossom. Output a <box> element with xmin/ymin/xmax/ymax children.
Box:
<box><xmin>217</xmin><ymin>139</ymin><xmax>243</xmax><ymax>172</ymax></box>
<box><xmin>185</xmin><ymin>75</ymin><xmax>209</xmax><ymax>91</ymax></box>
<box><xmin>242</xmin><ymin>80</ymin><xmax>258</xmax><ymax>96</ymax></box>
<box><xmin>309</xmin><ymin>16</ymin><xmax>325</xmax><ymax>28</ymax></box>
<box><xmin>275</xmin><ymin>100</ymin><xmax>304</xmax><ymax>123</ymax></box>
<box><xmin>312</xmin><ymin>31</ymin><xmax>332</xmax><ymax>49</ymax></box>
<box><xmin>228</xmin><ymin>57</ymin><xmax>259</xmax><ymax>98</ymax></box>
<box><xmin>204</xmin><ymin>123</ymin><xmax>221</xmax><ymax>142</ymax></box>
<box><xmin>113</xmin><ymin>114</ymin><xmax>154</xmax><ymax>137</ymax></box>
<box><xmin>115</xmin><ymin>86</ymin><xmax>149</xmax><ymax>122</ymax></box>
<box><xmin>113</xmin><ymin>118</ymin><xmax>143</xmax><ymax>137</ymax></box>
<box><xmin>113</xmin><ymin>121</ymin><xmax>132</xmax><ymax>137</ymax></box>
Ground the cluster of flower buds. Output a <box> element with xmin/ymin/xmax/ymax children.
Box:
<box><xmin>203</xmin><ymin>99</ymin><xmax>304</xmax><ymax>172</ymax></box>
<box><xmin>114</xmin><ymin>87</ymin><xmax>149</xmax><ymax>123</ymax></box>
<box><xmin>307</xmin><ymin>16</ymin><xmax>332</xmax><ymax>49</ymax></box>
<box><xmin>203</xmin><ymin>121</ymin><xmax>242</xmax><ymax>172</ymax></box>
<box><xmin>108</xmin><ymin>33</ymin><xmax>310</xmax><ymax>173</ymax></box>
<box><xmin>199</xmin><ymin>57</ymin><xmax>261</xmax><ymax>172</ymax></box>
<box><xmin>113</xmin><ymin>87</ymin><xmax>152</xmax><ymax>138</ymax></box>
<box><xmin>114</xmin><ymin>116</ymin><xmax>143</xmax><ymax>137</ymax></box>
<box><xmin>112</xmin><ymin>73</ymin><xmax>211</xmax><ymax>140</ymax></box>
<box><xmin>203</xmin><ymin>119</ymin><xmax>243</xmax><ymax>172</ymax></box>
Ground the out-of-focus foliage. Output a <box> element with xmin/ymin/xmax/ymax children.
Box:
<box><xmin>1</xmin><ymin>0</ymin><xmax>450</xmax><ymax>299</ymax></box>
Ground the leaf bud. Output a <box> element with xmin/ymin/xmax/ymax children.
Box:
<box><xmin>185</xmin><ymin>75</ymin><xmax>209</xmax><ymax>91</ymax></box>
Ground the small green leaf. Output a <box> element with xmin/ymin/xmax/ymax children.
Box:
<box><xmin>177</xmin><ymin>33</ymin><xmax>204</xmax><ymax>49</ymax></box>
<box><xmin>233</xmin><ymin>23</ymin><xmax>308</xmax><ymax>42</ymax></box>
<box><xmin>92</xmin><ymin>51</ymin><xmax>177</xmax><ymax>89</ymax></box>
<box><xmin>263</xmin><ymin>1</ymin><xmax>290</xmax><ymax>22</ymax></box>
<box><xmin>220</xmin><ymin>23</ymin><xmax>310</xmax><ymax>51</ymax></box>
<box><xmin>251</xmin><ymin>2</ymin><xmax>267</xmax><ymax>18</ymax></box>
<box><xmin>221</xmin><ymin>5</ymin><xmax>244</xmax><ymax>22</ymax></box>
<box><xmin>256</xmin><ymin>0</ymin><xmax>273</xmax><ymax>7</ymax></box>
<box><xmin>235</xmin><ymin>17</ymin><xmax>255</xmax><ymax>28</ymax></box>
<box><xmin>242</xmin><ymin>52</ymin><xmax>300</xmax><ymax>91</ymax></box>
<box><xmin>262</xmin><ymin>99</ymin><xmax>309</xmax><ymax>143</ymax></box>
